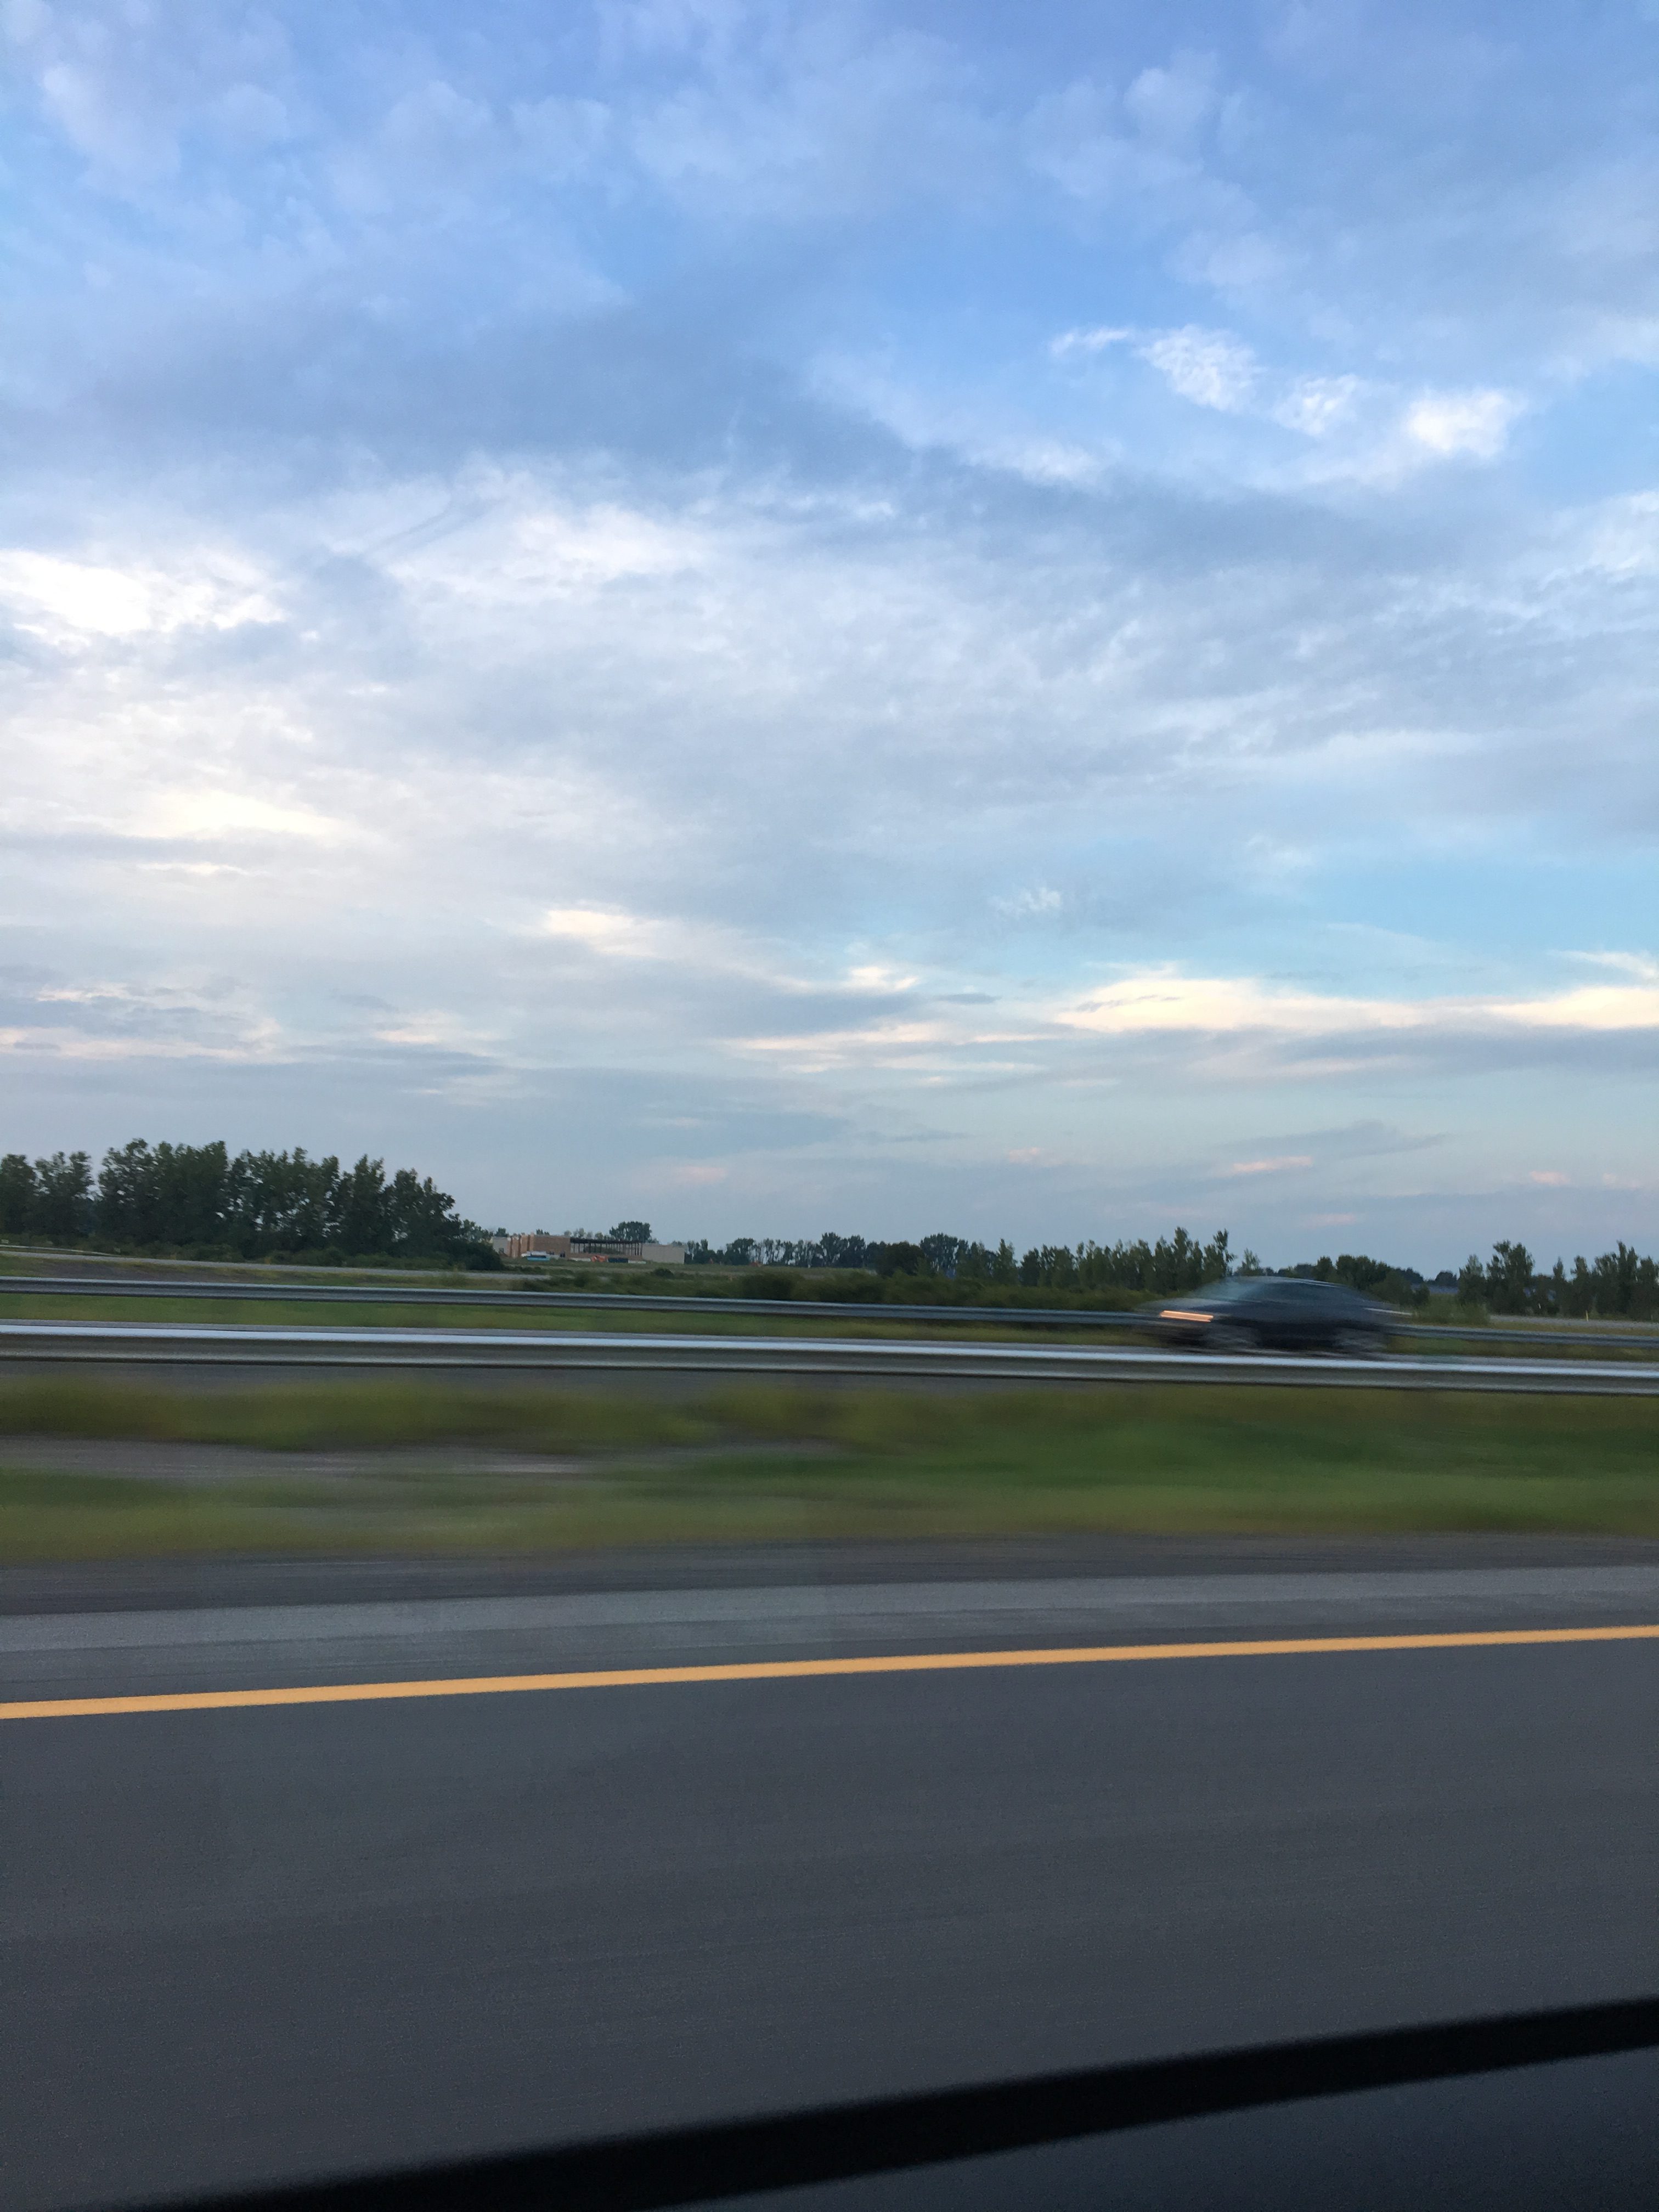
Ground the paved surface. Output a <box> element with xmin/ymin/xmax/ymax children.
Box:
<box><xmin>9</xmin><ymin>1270</ymin><xmax>1658</xmax><ymax>1359</ymax></box>
<box><xmin>9</xmin><ymin>1559</ymin><xmax>1659</xmax><ymax>1700</ymax></box>
<box><xmin>10</xmin><ymin>1530</ymin><xmax>1659</xmax><ymax>1615</ymax></box>
<box><xmin>4</xmin><ymin>1316</ymin><xmax>1659</xmax><ymax>1390</ymax></box>
<box><xmin>5</xmin><ymin>1549</ymin><xmax>1659</xmax><ymax>2208</ymax></box>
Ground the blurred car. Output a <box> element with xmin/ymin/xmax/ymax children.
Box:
<box><xmin>1137</xmin><ymin>1274</ymin><xmax>1392</xmax><ymax>1354</ymax></box>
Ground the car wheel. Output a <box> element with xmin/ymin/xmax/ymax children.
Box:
<box><xmin>1208</xmin><ymin>1322</ymin><xmax>1259</xmax><ymax>1353</ymax></box>
<box><xmin>1334</xmin><ymin>1327</ymin><xmax>1384</xmax><ymax>1358</ymax></box>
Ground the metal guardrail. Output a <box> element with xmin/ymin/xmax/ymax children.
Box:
<box><xmin>3</xmin><ymin>1321</ymin><xmax>1658</xmax><ymax>1393</ymax></box>
<box><xmin>1</xmin><ymin>1272</ymin><xmax>1657</xmax><ymax>1356</ymax></box>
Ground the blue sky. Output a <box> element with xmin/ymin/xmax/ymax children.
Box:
<box><xmin>2</xmin><ymin>0</ymin><xmax>1657</xmax><ymax>1265</ymax></box>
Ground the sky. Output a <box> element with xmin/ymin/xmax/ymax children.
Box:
<box><xmin>2</xmin><ymin>0</ymin><xmax>1657</xmax><ymax>1268</ymax></box>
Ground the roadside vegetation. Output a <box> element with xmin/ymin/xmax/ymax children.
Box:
<box><xmin>0</xmin><ymin>1278</ymin><xmax>1160</xmax><ymax>1333</ymax></box>
<box><xmin>0</xmin><ymin>1140</ymin><xmax>499</xmax><ymax>1268</ymax></box>
<box><xmin>2</xmin><ymin>1376</ymin><xmax>1656</xmax><ymax>1559</ymax></box>
<box><xmin>5</xmin><ymin>1267</ymin><xmax>1656</xmax><ymax>1356</ymax></box>
<box><xmin>3</xmin><ymin>1135</ymin><xmax>1654</xmax><ymax>1324</ymax></box>
<box><xmin>1454</xmin><ymin>1239</ymin><xmax>1659</xmax><ymax>1321</ymax></box>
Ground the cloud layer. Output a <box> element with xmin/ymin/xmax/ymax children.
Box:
<box><xmin>2</xmin><ymin>1</ymin><xmax>1657</xmax><ymax>1264</ymax></box>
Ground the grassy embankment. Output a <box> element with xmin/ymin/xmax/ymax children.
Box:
<box><xmin>0</xmin><ymin>1286</ymin><xmax>1136</xmax><ymax>1346</ymax></box>
<box><xmin>1</xmin><ymin>1373</ymin><xmax>1655</xmax><ymax>1558</ymax></box>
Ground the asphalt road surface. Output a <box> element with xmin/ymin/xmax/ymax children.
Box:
<box><xmin>8</xmin><ymin>1267</ymin><xmax>1656</xmax><ymax>1358</ymax></box>
<box><xmin>6</xmin><ymin>1542</ymin><xmax>1659</xmax><ymax>2209</ymax></box>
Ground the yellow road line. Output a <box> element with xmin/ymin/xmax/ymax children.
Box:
<box><xmin>6</xmin><ymin>1623</ymin><xmax>1659</xmax><ymax>1722</ymax></box>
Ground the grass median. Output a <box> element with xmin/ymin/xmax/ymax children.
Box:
<box><xmin>0</xmin><ymin>1289</ymin><xmax>1125</xmax><ymax>1345</ymax></box>
<box><xmin>1</xmin><ymin>1374</ymin><xmax>1656</xmax><ymax>1559</ymax></box>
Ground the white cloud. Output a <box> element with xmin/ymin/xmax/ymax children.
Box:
<box><xmin>628</xmin><ymin>952</ymin><xmax>1659</xmax><ymax>1091</ymax></box>
<box><xmin>996</xmin><ymin>885</ymin><xmax>1064</xmax><ymax>918</ymax></box>
<box><xmin>1139</xmin><ymin>325</ymin><xmax>1259</xmax><ymax>412</ymax></box>
<box><xmin>1570</xmin><ymin>494</ymin><xmax>1659</xmax><ymax>579</ymax></box>
<box><xmin>1273</xmin><ymin>375</ymin><xmax>1363</xmax><ymax>438</ymax></box>
<box><xmin>1122</xmin><ymin>53</ymin><xmax>1218</xmax><ymax>148</ymax></box>
<box><xmin>1049</xmin><ymin>325</ymin><xmax>1133</xmax><ymax>358</ymax></box>
<box><xmin>5</xmin><ymin>978</ymin><xmax>284</xmax><ymax>1066</ymax></box>
<box><xmin>543</xmin><ymin>907</ymin><xmax>677</xmax><ymax>959</ymax></box>
<box><xmin>1402</xmin><ymin>388</ymin><xmax>1523</xmax><ymax>460</ymax></box>
<box><xmin>0</xmin><ymin>551</ymin><xmax>278</xmax><ymax>641</ymax></box>
<box><xmin>1562</xmin><ymin>950</ymin><xmax>1659</xmax><ymax>981</ymax></box>
<box><xmin>1052</xmin><ymin>321</ymin><xmax>1258</xmax><ymax>412</ymax></box>
<box><xmin>1058</xmin><ymin>968</ymin><xmax>1659</xmax><ymax>1043</ymax></box>
<box><xmin>1049</xmin><ymin>326</ymin><xmax>1532</xmax><ymax>483</ymax></box>
<box><xmin>140</xmin><ymin>792</ymin><xmax>352</xmax><ymax>847</ymax></box>
<box><xmin>371</xmin><ymin>481</ymin><xmax>704</xmax><ymax>607</ymax></box>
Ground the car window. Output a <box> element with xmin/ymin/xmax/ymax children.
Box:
<box><xmin>14</xmin><ymin>5</ymin><xmax>1656</xmax><ymax>2210</ymax></box>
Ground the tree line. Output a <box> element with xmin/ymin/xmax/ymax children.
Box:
<box><xmin>8</xmin><ymin>1144</ymin><xmax>1647</xmax><ymax>1316</ymax></box>
<box><xmin>1457</xmin><ymin>1240</ymin><xmax>1659</xmax><ymax>1321</ymax></box>
<box><xmin>0</xmin><ymin>1141</ymin><xmax>500</xmax><ymax>1267</ymax></box>
<box><xmin>688</xmin><ymin>1229</ymin><xmax>1242</xmax><ymax>1297</ymax></box>
<box><xmin>682</xmin><ymin>1230</ymin><xmax>1656</xmax><ymax>1318</ymax></box>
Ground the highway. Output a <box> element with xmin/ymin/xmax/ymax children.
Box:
<box><xmin>5</xmin><ymin>1269</ymin><xmax>1656</xmax><ymax>1353</ymax></box>
<box><xmin>3</xmin><ymin>1314</ymin><xmax>1658</xmax><ymax>1391</ymax></box>
<box><xmin>6</xmin><ymin>1541</ymin><xmax>1659</xmax><ymax>2208</ymax></box>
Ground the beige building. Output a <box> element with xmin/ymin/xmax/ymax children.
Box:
<box><xmin>493</xmin><ymin>1232</ymin><xmax>686</xmax><ymax>1266</ymax></box>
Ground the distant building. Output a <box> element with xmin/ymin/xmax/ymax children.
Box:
<box><xmin>491</xmin><ymin>1231</ymin><xmax>686</xmax><ymax>1266</ymax></box>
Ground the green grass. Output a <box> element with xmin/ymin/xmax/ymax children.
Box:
<box><xmin>0</xmin><ymin>1373</ymin><xmax>702</xmax><ymax>1450</ymax></box>
<box><xmin>0</xmin><ymin>1289</ymin><xmax>1134</xmax><ymax>1345</ymax></box>
<box><xmin>1</xmin><ymin>1376</ymin><xmax>1656</xmax><ymax>1558</ymax></box>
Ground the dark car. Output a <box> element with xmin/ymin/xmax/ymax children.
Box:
<box><xmin>1137</xmin><ymin>1274</ymin><xmax>1392</xmax><ymax>1354</ymax></box>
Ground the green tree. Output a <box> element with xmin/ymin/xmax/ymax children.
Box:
<box><xmin>919</xmin><ymin>1232</ymin><xmax>963</xmax><ymax>1277</ymax></box>
<box><xmin>95</xmin><ymin>1139</ymin><xmax>231</xmax><ymax>1248</ymax></box>
<box><xmin>1485</xmin><ymin>1240</ymin><xmax>1536</xmax><ymax>1314</ymax></box>
<box><xmin>331</xmin><ymin>1156</ymin><xmax>390</xmax><ymax>1254</ymax></box>
<box><xmin>0</xmin><ymin>1153</ymin><xmax>38</xmax><ymax>1234</ymax></box>
<box><xmin>31</xmin><ymin>1151</ymin><xmax>93</xmax><ymax>1242</ymax></box>
<box><xmin>383</xmin><ymin>1168</ymin><xmax>458</xmax><ymax>1257</ymax></box>
<box><xmin>874</xmin><ymin>1240</ymin><xmax>923</xmax><ymax>1277</ymax></box>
